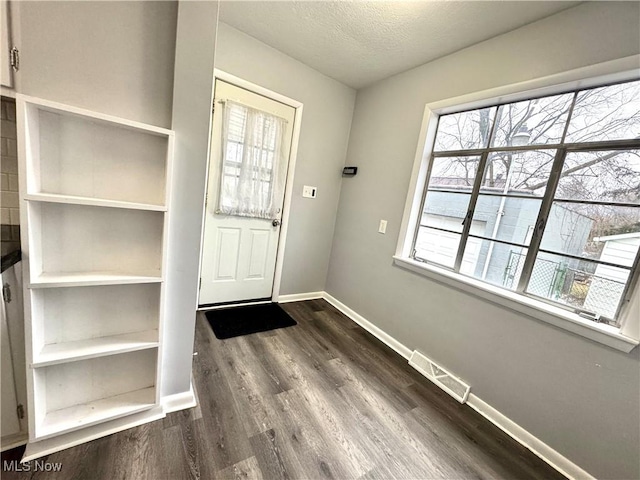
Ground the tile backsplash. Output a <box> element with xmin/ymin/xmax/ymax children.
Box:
<box><xmin>1</xmin><ymin>97</ymin><xmax>19</xmax><ymax>225</ymax></box>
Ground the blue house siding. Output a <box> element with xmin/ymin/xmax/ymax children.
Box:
<box><xmin>422</xmin><ymin>191</ymin><xmax>593</xmax><ymax>289</ymax></box>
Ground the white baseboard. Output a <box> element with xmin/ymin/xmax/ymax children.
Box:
<box><xmin>277</xmin><ymin>291</ymin><xmax>324</xmax><ymax>303</ymax></box>
<box><xmin>320</xmin><ymin>291</ymin><xmax>593</xmax><ymax>480</ymax></box>
<box><xmin>466</xmin><ymin>394</ymin><xmax>594</xmax><ymax>480</ymax></box>
<box><xmin>162</xmin><ymin>382</ymin><xmax>197</xmax><ymax>414</ymax></box>
<box><xmin>322</xmin><ymin>292</ymin><xmax>413</xmax><ymax>359</ymax></box>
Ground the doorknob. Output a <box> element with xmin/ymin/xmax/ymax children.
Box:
<box><xmin>272</xmin><ymin>219</ymin><xmax>281</xmax><ymax>227</ymax></box>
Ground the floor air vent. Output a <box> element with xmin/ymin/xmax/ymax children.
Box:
<box><xmin>409</xmin><ymin>350</ymin><xmax>471</xmax><ymax>404</ymax></box>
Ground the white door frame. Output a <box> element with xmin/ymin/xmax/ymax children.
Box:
<box><xmin>197</xmin><ymin>69</ymin><xmax>304</xmax><ymax>308</ymax></box>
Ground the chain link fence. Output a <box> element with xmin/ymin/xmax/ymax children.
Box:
<box><xmin>504</xmin><ymin>251</ymin><xmax>624</xmax><ymax>320</ymax></box>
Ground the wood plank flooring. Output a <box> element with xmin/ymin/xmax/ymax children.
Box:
<box><xmin>1</xmin><ymin>299</ymin><xmax>565</xmax><ymax>479</ymax></box>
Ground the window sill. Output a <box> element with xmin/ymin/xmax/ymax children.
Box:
<box><xmin>393</xmin><ymin>256</ymin><xmax>639</xmax><ymax>353</ymax></box>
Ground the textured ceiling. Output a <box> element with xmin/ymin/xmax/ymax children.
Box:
<box><xmin>219</xmin><ymin>1</ymin><xmax>580</xmax><ymax>89</ymax></box>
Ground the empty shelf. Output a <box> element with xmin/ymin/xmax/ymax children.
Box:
<box><xmin>24</xmin><ymin>193</ymin><xmax>167</xmax><ymax>211</ymax></box>
<box><xmin>36</xmin><ymin>387</ymin><xmax>156</xmax><ymax>440</ymax></box>
<box><xmin>34</xmin><ymin>331</ymin><xmax>159</xmax><ymax>367</ymax></box>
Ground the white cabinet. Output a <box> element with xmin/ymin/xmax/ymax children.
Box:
<box><xmin>16</xmin><ymin>95</ymin><xmax>173</xmax><ymax>447</ymax></box>
<box><xmin>1</xmin><ymin>261</ymin><xmax>28</xmax><ymax>450</ymax></box>
<box><xmin>1</xmin><ymin>300</ymin><xmax>21</xmax><ymax>437</ymax></box>
<box><xmin>1</xmin><ymin>0</ymin><xmax>15</xmax><ymax>89</ymax></box>
<box><xmin>1</xmin><ymin>263</ymin><xmax>23</xmax><ymax>441</ymax></box>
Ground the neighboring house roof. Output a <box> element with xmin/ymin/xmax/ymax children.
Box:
<box><xmin>593</xmin><ymin>232</ymin><xmax>640</xmax><ymax>242</ymax></box>
<box><xmin>430</xmin><ymin>184</ymin><xmax>542</xmax><ymax>196</ymax></box>
<box><xmin>430</xmin><ymin>178</ymin><xmax>476</xmax><ymax>187</ymax></box>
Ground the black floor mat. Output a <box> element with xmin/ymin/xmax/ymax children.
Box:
<box><xmin>205</xmin><ymin>302</ymin><xmax>297</xmax><ymax>340</ymax></box>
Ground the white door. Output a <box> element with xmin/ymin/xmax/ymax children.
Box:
<box><xmin>200</xmin><ymin>80</ymin><xmax>296</xmax><ymax>305</ymax></box>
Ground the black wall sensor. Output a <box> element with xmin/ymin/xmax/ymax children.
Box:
<box><xmin>342</xmin><ymin>166</ymin><xmax>358</xmax><ymax>177</ymax></box>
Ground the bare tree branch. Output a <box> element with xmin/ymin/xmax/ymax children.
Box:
<box><xmin>527</xmin><ymin>143</ymin><xmax>640</xmax><ymax>191</ymax></box>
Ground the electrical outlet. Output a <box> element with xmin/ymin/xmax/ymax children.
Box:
<box><xmin>378</xmin><ymin>220</ymin><xmax>387</xmax><ymax>234</ymax></box>
<box><xmin>303</xmin><ymin>185</ymin><xmax>317</xmax><ymax>198</ymax></box>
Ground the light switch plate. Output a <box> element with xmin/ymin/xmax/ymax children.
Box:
<box><xmin>303</xmin><ymin>185</ymin><xmax>317</xmax><ymax>198</ymax></box>
<box><xmin>378</xmin><ymin>220</ymin><xmax>387</xmax><ymax>234</ymax></box>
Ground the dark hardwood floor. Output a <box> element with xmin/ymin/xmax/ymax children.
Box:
<box><xmin>2</xmin><ymin>299</ymin><xmax>565</xmax><ymax>479</ymax></box>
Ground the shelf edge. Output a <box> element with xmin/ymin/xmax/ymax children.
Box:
<box><xmin>33</xmin><ymin>342</ymin><xmax>159</xmax><ymax>368</ymax></box>
<box><xmin>24</xmin><ymin>193</ymin><xmax>167</xmax><ymax>212</ymax></box>
<box><xmin>17</xmin><ymin>94</ymin><xmax>174</xmax><ymax>136</ymax></box>
<box><xmin>29</xmin><ymin>276</ymin><xmax>163</xmax><ymax>289</ymax></box>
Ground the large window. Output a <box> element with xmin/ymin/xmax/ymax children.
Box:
<box><xmin>412</xmin><ymin>79</ymin><xmax>640</xmax><ymax>325</ymax></box>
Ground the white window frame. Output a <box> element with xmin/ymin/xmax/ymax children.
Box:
<box><xmin>394</xmin><ymin>55</ymin><xmax>640</xmax><ymax>353</ymax></box>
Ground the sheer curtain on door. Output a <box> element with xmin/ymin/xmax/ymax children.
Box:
<box><xmin>215</xmin><ymin>100</ymin><xmax>288</xmax><ymax>220</ymax></box>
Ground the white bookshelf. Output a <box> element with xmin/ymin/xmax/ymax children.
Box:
<box><xmin>33</xmin><ymin>350</ymin><xmax>157</xmax><ymax>440</ymax></box>
<box><xmin>16</xmin><ymin>95</ymin><xmax>173</xmax><ymax>443</ymax></box>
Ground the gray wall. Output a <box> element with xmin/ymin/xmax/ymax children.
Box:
<box><xmin>215</xmin><ymin>22</ymin><xmax>356</xmax><ymax>295</ymax></box>
<box><xmin>325</xmin><ymin>3</ymin><xmax>640</xmax><ymax>479</ymax></box>
<box><xmin>16</xmin><ymin>1</ymin><xmax>177</xmax><ymax>127</ymax></box>
<box><xmin>163</xmin><ymin>2</ymin><xmax>218</xmax><ymax>396</ymax></box>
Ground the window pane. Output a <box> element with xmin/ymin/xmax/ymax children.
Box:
<box><xmin>480</xmin><ymin>150</ymin><xmax>555</xmax><ymax>196</ymax></box>
<box><xmin>461</xmin><ymin>239</ymin><xmax>527</xmax><ymax>290</ymax></box>
<box><xmin>225</xmin><ymin>141</ymin><xmax>244</xmax><ymax>164</ymax></box>
<box><xmin>223</xmin><ymin>163</ymin><xmax>240</xmax><ymax>177</ymax></box>
<box><xmin>228</xmin><ymin>106</ymin><xmax>247</xmax><ymax>142</ymax></box>
<box><xmin>472</xmin><ymin>195</ymin><xmax>542</xmax><ymax>245</ymax></box>
<box><xmin>540</xmin><ymin>202</ymin><xmax>640</xmax><ymax>263</ymax></box>
<box><xmin>422</xmin><ymin>192</ymin><xmax>471</xmax><ymax>233</ymax></box>
<box><xmin>555</xmin><ymin>150</ymin><xmax>640</xmax><ymax>203</ymax></box>
<box><xmin>526</xmin><ymin>252</ymin><xmax>629</xmax><ymax>319</ymax></box>
<box><xmin>428</xmin><ymin>156</ymin><xmax>481</xmax><ymax>190</ymax></box>
<box><xmin>434</xmin><ymin>107</ymin><xmax>497</xmax><ymax>152</ymax></box>
<box><xmin>566</xmin><ymin>80</ymin><xmax>640</xmax><ymax>143</ymax></box>
<box><xmin>491</xmin><ymin>93</ymin><xmax>573</xmax><ymax>147</ymax></box>
<box><xmin>414</xmin><ymin>226</ymin><xmax>461</xmax><ymax>268</ymax></box>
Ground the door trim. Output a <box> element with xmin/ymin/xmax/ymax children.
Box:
<box><xmin>197</xmin><ymin>70</ymin><xmax>304</xmax><ymax>306</ymax></box>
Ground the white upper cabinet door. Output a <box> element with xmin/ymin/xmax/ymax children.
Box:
<box><xmin>1</xmin><ymin>0</ymin><xmax>14</xmax><ymax>88</ymax></box>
